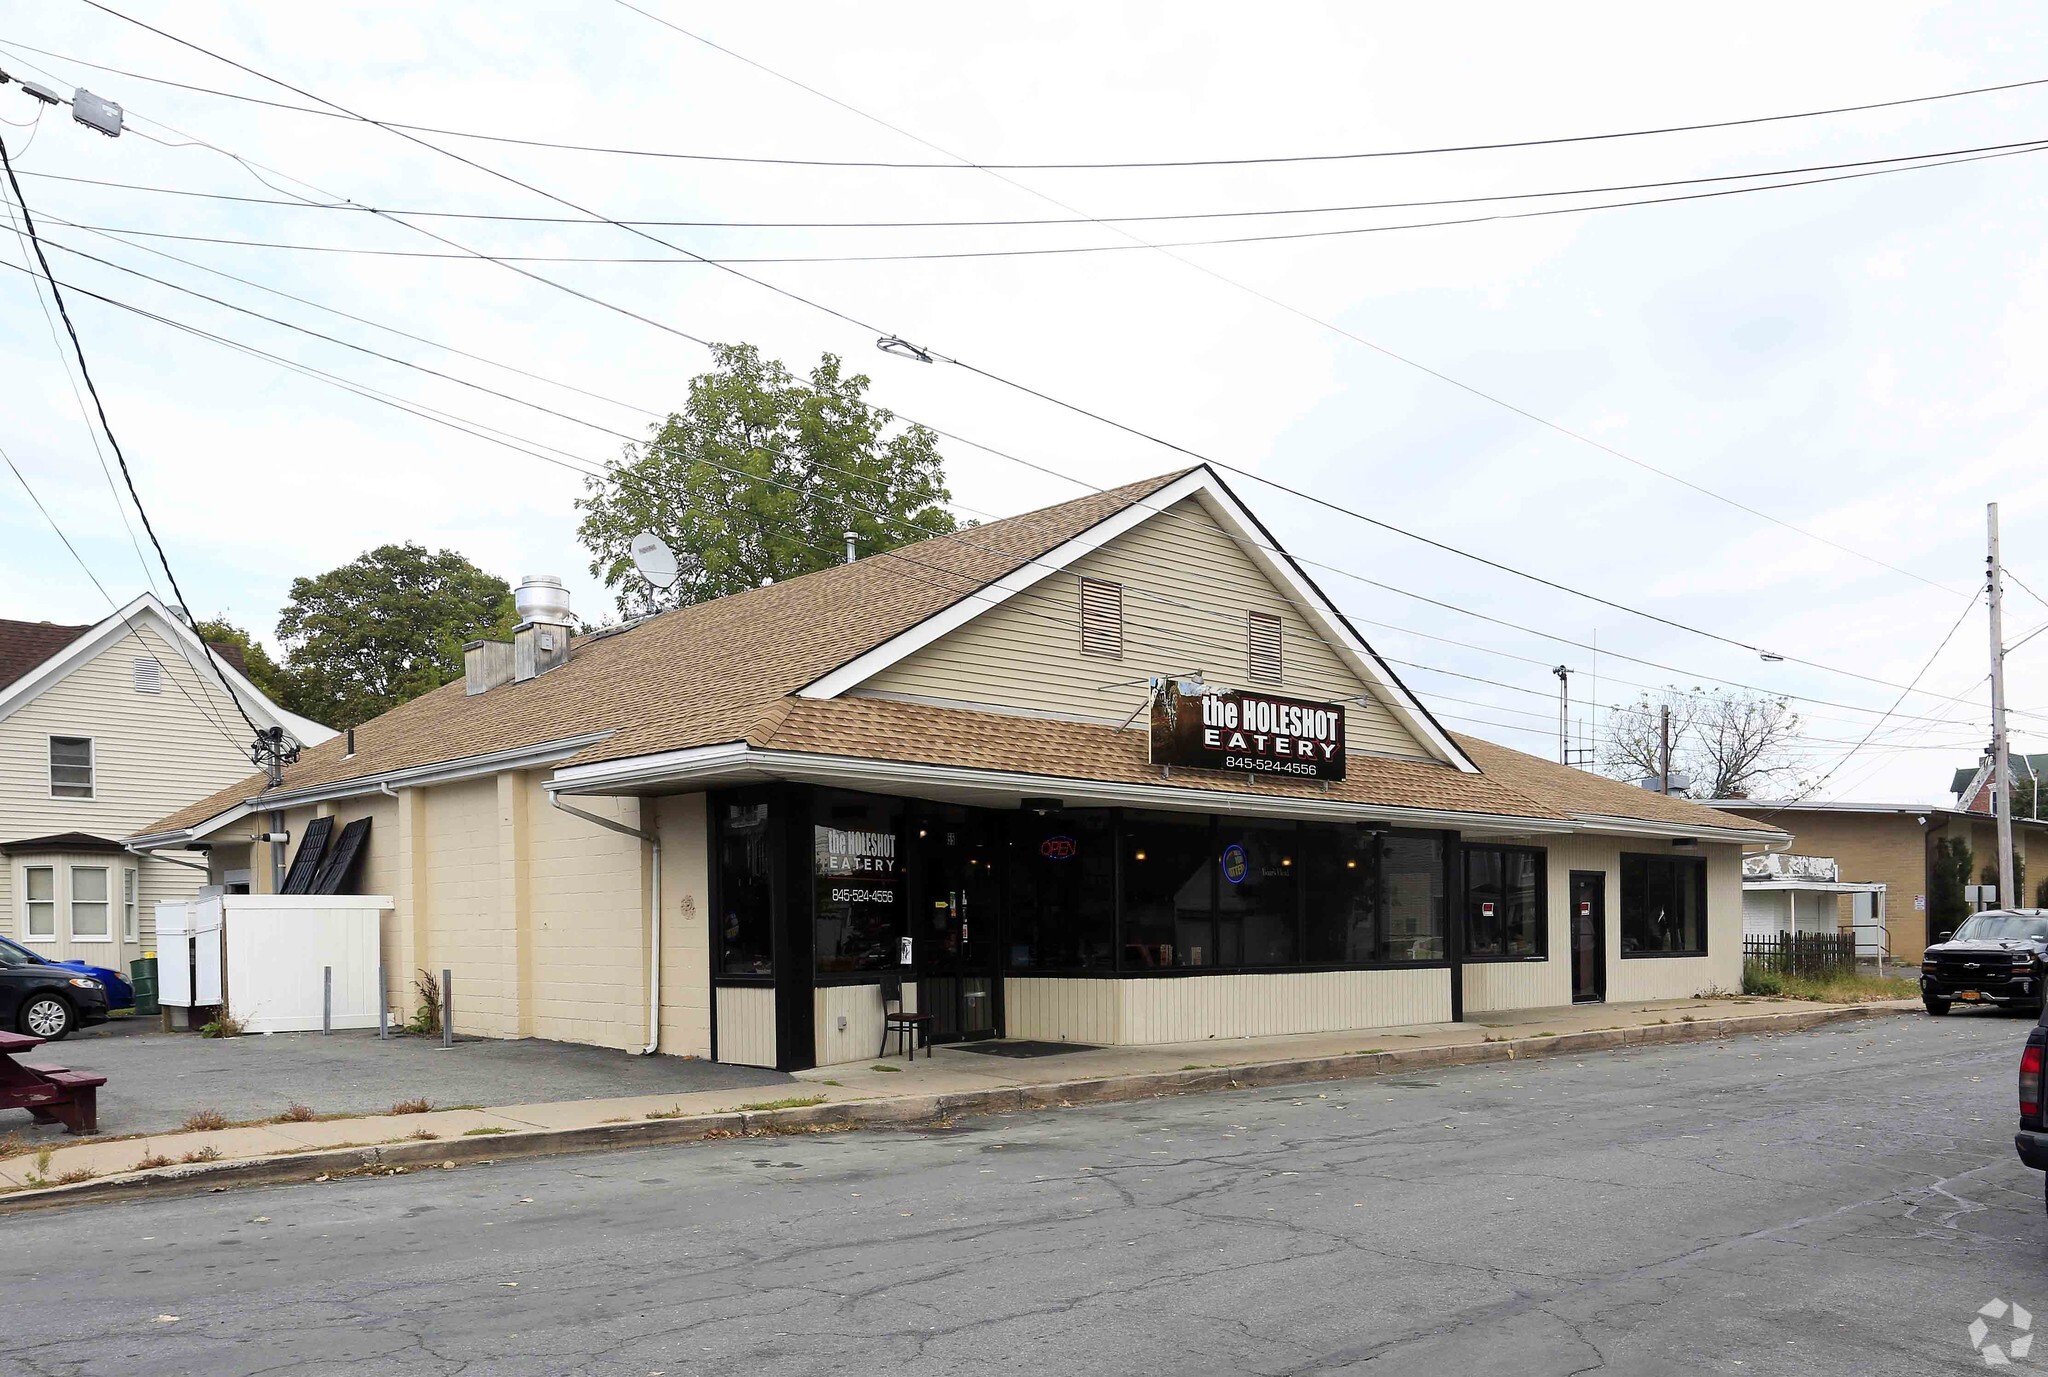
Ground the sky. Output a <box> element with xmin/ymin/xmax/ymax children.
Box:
<box><xmin>2</xmin><ymin>1</ymin><xmax>2046</xmax><ymax>804</ymax></box>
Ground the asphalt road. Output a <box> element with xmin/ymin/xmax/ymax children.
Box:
<box><xmin>2</xmin><ymin>1013</ymin><xmax>2040</xmax><ymax>1376</ymax></box>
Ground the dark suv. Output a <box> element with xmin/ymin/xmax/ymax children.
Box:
<box><xmin>0</xmin><ymin>942</ymin><xmax>110</xmax><ymax>1040</ymax></box>
<box><xmin>1922</xmin><ymin>910</ymin><xmax>2048</xmax><ymax>1015</ymax></box>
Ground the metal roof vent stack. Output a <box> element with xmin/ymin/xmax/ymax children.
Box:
<box><xmin>511</xmin><ymin>574</ymin><xmax>574</xmax><ymax>683</ymax></box>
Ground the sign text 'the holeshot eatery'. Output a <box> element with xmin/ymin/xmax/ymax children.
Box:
<box><xmin>1148</xmin><ymin>679</ymin><xmax>1346</xmax><ymax>781</ymax></box>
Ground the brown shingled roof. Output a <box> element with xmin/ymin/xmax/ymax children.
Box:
<box><xmin>0</xmin><ymin>618</ymin><xmax>92</xmax><ymax>694</ymax></box>
<box><xmin>137</xmin><ymin>468</ymin><xmax>1784</xmax><ymax>843</ymax></box>
<box><xmin>143</xmin><ymin>471</ymin><xmax>1194</xmax><ymax>834</ymax></box>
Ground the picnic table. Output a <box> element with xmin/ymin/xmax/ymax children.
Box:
<box><xmin>0</xmin><ymin>1029</ymin><xmax>104</xmax><ymax>1135</ymax></box>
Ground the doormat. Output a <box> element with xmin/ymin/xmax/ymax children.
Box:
<box><xmin>951</xmin><ymin>1040</ymin><xmax>1101</xmax><ymax>1058</ymax></box>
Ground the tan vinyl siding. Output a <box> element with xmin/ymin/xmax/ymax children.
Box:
<box><xmin>717</xmin><ymin>985</ymin><xmax>776</xmax><ymax>1067</ymax></box>
<box><xmin>1006</xmin><ymin>968</ymin><xmax>1448</xmax><ymax>1046</ymax></box>
<box><xmin>815</xmin><ymin>981</ymin><xmax>919</xmax><ymax>1066</ymax></box>
<box><xmin>1005</xmin><ymin>977</ymin><xmax>1124</xmax><ymax>1044</ymax></box>
<box><xmin>861</xmin><ymin>496</ymin><xmax>1436</xmax><ymax>761</ymax></box>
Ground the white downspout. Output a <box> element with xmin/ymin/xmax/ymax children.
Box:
<box><xmin>547</xmin><ymin>790</ymin><xmax>661</xmax><ymax>1056</ymax></box>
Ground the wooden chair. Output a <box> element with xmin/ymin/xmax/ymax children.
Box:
<box><xmin>0</xmin><ymin>1031</ymin><xmax>105</xmax><ymax>1135</ymax></box>
<box><xmin>878</xmin><ymin>974</ymin><xmax>932</xmax><ymax>1060</ymax></box>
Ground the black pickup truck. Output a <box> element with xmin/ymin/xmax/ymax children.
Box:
<box><xmin>2016</xmin><ymin>1018</ymin><xmax>2048</xmax><ymax>1209</ymax></box>
<box><xmin>1921</xmin><ymin>910</ymin><xmax>2048</xmax><ymax>1016</ymax></box>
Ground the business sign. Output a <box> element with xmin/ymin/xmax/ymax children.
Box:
<box><xmin>1150</xmin><ymin>680</ymin><xmax>1346</xmax><ymax>781</ymax></box>
<box><xmin>1220</xmin><ymin>843</ymin><xmax>1249</xmax><ymax>884</ymax></box>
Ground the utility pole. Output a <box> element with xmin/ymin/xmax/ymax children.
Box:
<box><xmin>1552</xmin><ymin>665</ymin><xmax>1570</xmax><ymax>765</ymax></box>
<box><xmin>1989</xmin><ymin>503</ymin><xmax>2017</xmax><ymax>909</ymax></box>
<box><xmin>1659</xmin><ymin>704</ymin><xmax>1672</xmax><ymax>796</ymax></box>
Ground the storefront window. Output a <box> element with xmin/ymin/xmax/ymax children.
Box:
<box><xmin>1301</xmin><ymin>824</ymin><xmax>1380</xmax><ymax>963</ymax></box>
<box><xmin>1121</xmin><ymin>811</ymin><xmax>1214</xmax><ymax>968</ymax></box>
<box><xmin>1381</xmin><ymin>834</ymin><xmax>1447</xmax><ymax>962</ymax></box>
<box><xmin>1464</xmin><ymin>846</ymin><xmax>1544</xmax><ymax>960</ymax></box>
<box><xmin>1217</xmin><ymin>820</ymin><xmax>1297</xmax><ymax>966</ymax></box>
<box><xmin>716</xmin><ymin>800</ymin><xmax>775</xmax><ymax>976</ymax></box>
<box><xmin>813</xmin><ymin>793</ymin><xmax>905</xmax><ymax>973</ymax></box>
<box><xmin>1006</xmin><ymin>811</ymin><xmax>1114</xmax><ymax>970</ymax></box>
<box><xmin>1620</xmin><ymin>853</ymin><xmax>1707</xmax><ymax>955</ymax></box>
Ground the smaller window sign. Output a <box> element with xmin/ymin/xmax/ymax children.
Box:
<box><xmin>1220</xmin><ymin>843</ymin><xmax>1249</xmax><ymax>885</ymax></box>
<box><xmin>1579</xmin><ymin>900</ymin><xmax>1592</xmax><ymax>918</ymax></box>
<box><xmin>1040</xmin><ymin>835</ymin><xmax>1078</xmax><ymax>860</ymax></box>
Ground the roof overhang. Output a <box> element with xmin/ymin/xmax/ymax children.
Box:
<box><xmin>125</xmin><ymin>731</ymin><xmax>613</xmax><ymax>849</ymax></box>
<box><xmin>547</xmin><ymin>742</ymin><xmax>1789</xmax><ymax>843</ymax></box>
<box><xmin>795</xmin><ymin>466</ymin><xmax>1479</xmax><ymax>774</ymax></box>
<box><xmin>1743</xmin><ymin>879</ymin><xmax>1888</xmax><ymax>894</ymax></box>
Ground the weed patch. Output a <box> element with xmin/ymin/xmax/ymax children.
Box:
<box><xmin>182</xmin><ymin>1109</ymin><xmax>229</xmax><ymax>1133</ymax></box>
<box><xmin>275</xmin><ymin>1104</ymin><xmax>317</xmax><ymax>1123</ymax></box>
<box><xmin>387</xmin><ymin>1099</ymin><xmax>433</xmax><ymax>1116</ymax></box>
<box><xmin>462</xmin><ymin>1126</ymin><xmax>510</xmax><ymax>1136</ymax></box>
<box><xmin>737</xmin><ymin>1095</ymin><xmax>827</xmax><ymax>1112</ymax></box>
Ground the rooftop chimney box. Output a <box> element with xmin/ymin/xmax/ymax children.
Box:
<box><xmin>511</xmin><ymin>574</ymin><xmax>573</xmax><ymax>683</ymax></box>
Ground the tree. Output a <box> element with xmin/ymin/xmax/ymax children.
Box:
<box><xmin>191</xmin><ymin>616</ymin><xmax>291</xmax><ymax>706</ymax></box>
<box><xmin>1931</xmin><ymin>835</ymin><xmax>1974</xmax><ymax>936</ymax></box>
<box><xmin>1598</xmin><ymin>687</ymin><xmax>1803</xmax><ymax>798</ymax></box>
<box><xmin>275</xmin><ymin>544</ymin><xmax>515</xmax><ymax>730</ymax></box>
<box><xmin>576</xmin><ymin>343</ymin><xmax>956</xmax><ymax>615</ymax></box>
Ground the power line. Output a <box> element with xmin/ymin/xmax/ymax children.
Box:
<box><xmin>30</xmin><ymin>137</ymin><xmax>2048</xmax><ymax>264</ymax></box>
<box><xmin>626</xmin><ymin>6</ymin><xmax>1977</xmax><ymax>602</ymax></box>
<box><xmin>17</xmin><ymin>136</ymin><xmax>2048</xmax><ymax>230</ymax></box>
<box><xmin>1</xmin><ymin>131</ymin><xmax>267</xmax><ymax>744</ymax></box>
<box><xmin>23</xmin><ymin>28</ymin><xmax>2046</xmax><ymax>172</ymax></box>
<box><xmin>69</xmin><ymin>4</ymin><xmax>1995</xmax><ymax>710</ymax></box>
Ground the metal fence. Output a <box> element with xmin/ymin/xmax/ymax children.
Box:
<box><xmin>1743</xmin><ymin>932</ymin><xmax>1858</xmax><ymax>978</ymax></box>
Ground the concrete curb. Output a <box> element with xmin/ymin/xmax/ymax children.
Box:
<box><xmin>0</xmin><ymin>1000</ymin><xmax>1916</xmax><ymax>1215</ymax></box>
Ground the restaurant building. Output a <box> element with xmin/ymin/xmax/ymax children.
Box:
<box><xmin>132</xmin><ymin>467</ymin><xmax>1785</xmax><ymax>1070</ymax></box>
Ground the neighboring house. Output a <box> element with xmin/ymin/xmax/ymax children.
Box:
<box><xmin>1709</xmin><ymin>801</ymin><xmax>2048</xmax><ymax>962</ymax></box>
<box><xmin>0</xmin><ymin>595</ymin><xmax>333</xmax><ymax>975</ymax></box>
<box><xmin>1739</xmin><ymin>852</ymin><xmax>1888</xmax><ymax>956</ymax></box>
<box><xmin>134</xmin><ymin>467</ymin><xmax>1786</xmax><ymax>1072</ymax></box>
<box><xmin>1951</xmin><ymin>753</ymin><xmax>2048</xmax><ymax>818</ymax></box>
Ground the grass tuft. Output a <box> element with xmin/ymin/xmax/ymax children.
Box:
<box><xmin>462</xmin><ymin>1126</ymin><xmax>510</xmax><ymax>1136</ymax></box>
<box><xmin>737</xmin><ymin>1095</ymin><xmax>827</xmax><ymax>1112</ymax></box>
<box><xmin>182</xmin><ymin>1109</ymin><xmax>229</xmax><ymax>1133</ymax></box>
<box><xmin>275</xmin><ymin>1104</ymin><xmax>317</xmax><ymax>1123</ymax></box>
<box><xmin>387</xmin><ymin>1098</ymin><xmax>433</xmax><ymax>1116</ymax></box>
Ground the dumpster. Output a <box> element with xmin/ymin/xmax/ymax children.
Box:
<box><xmin>130</xmin><ymin>953</ymin><xmax>160</xmax><ymax>1016</ymax></box>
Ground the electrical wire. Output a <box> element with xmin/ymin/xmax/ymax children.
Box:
<box><xmin>25</xmin><ymin>27</ymin><xmax>2043</xmax><ymax>172</ymax></box>
<box><xmin>56</xmin><ymin>7</ymin><xmax>2000</xmax><ymax>710</ymax></box>
<box><xmin>0</xmin><ymin>131</ymin><xmax>266</xmax><ymax>744</ymax></box>
<box><xmin>30</xmin><ymin>138</ymin><xmax>2048</xmax><ymax>263</ymax></box>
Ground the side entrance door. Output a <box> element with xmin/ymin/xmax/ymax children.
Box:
<box><xmin>1569</xmin><ymin>871</ymin><xmax>1606</xmax><ymax>1004</ymax></box>
<box><xmin>908</xmin><ymin>811</ymin><xmax>1002</xmax><ymax>1042</ymax></box>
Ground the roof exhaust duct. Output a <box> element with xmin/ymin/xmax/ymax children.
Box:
<box><xmin>511</xmin><ymin>574</ymin><xmax>574</xmax><ymax>685</ymax></box>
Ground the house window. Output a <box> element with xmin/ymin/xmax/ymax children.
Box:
<box><xmin>133</xmin><ymin>657</ymin><xmax>162</xmax><ymax>694</ymax></box>
<box><xmin>1004</xmin><ymin>810</ymin><xmax>1115</xmax><ymax>970</ymax></box>
<box><xmin>23</xmin><ymin>867</ymin><xmax>56</xmax><ymax>939</ymax></box>
<box><xmin>716</xmin><ymin>800</ymin><xmax>775</xmax><ymax>976</ymax></box>
<box><xmin>69</xmin><ymin>866</ymin><xmax>110</xmax><ymax>940</ymax></box>
<box><xmin>1464</xmin><ymin>845</ymin><xmax>1546</xmax><ymax>960</ymax></box>
<box><xmin>50</xmin><ymin>736</ymin><xmax>94</xmax><ymax>799</ymax></box>
<box><xmin>124</xmin><ymin>868</ymin><xmax>139</xmax><ymax>942</ymax></box>
<box><xmin>813</xmin><ymin>791</ymin><xmax>905</xmax><ymax>974</ymax></box>
<box><xmin>1121</xmin><ymin>811</ymin><xmax>1214</xmax><ymax>968</ymax></box>
<box><xmin>1079</xmin><ymin>577</ymin><xmax>1123</xmax><ymax>659</ymax></box>
<box><xmin>1620</xmin><ymin>853</ymin><xmax>1708</xmax><ymax>956</ymax></box>
<box><xmin>1248</xmin><ymin>611</ymin><xmax>1283</xmax><ymax>683</ymax></box>
<box><xmin>1217</xmin><ymin>819</ymin><xmax>1298</xmax><ymax>966</ymax></box>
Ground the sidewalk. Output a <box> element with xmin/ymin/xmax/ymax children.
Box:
<box><xmin>0</xmin><ymin>995</ymin><xmax>1918</xmax><ymax>1210</ymax></box>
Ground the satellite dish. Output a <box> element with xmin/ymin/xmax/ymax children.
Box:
<box><xmin>629</xmin><ymin>531</ymin><xmax>679</xmax><ymax>591</ymax></box>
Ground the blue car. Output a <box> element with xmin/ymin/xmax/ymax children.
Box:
<box><xmin>0</xmin><ymin>935</ymin><xmax>134</xmax><ymax>1010</ymax></box>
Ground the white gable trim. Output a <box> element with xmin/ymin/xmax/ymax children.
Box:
<box><xmin>797</xmin><ymin>467</ymin><xmax>1477</xmax><ymax>773</ymax></box>
<box><xmin>0</xmin><ymin>594</ymin><xmax>335</xmax><ymax>745</ymax></box>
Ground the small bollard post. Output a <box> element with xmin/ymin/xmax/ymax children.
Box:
<box><xmin>322</xmin><ymin>965</ymin><xmax>332</xmax><ymax>1036</ymax></box>
<box><xmin>441</xmin><ymin>968</ymin><xmax>453</xmax><ymax>1048</ymax></box>
<box><xmin>378</xmin><ymin>963</ymin><xmax>388</xmax><ymax>1040</ymax></box>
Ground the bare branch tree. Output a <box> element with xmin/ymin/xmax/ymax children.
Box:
<box><xmin>1598</xmin><ymin>688</ymin><xmax>1701</xmax><ymax>787</ymax></box>
<box><xmin>1690</xmin><ymin>690</ymin><xmax>1802</xmax><ymax>799</ymax></box>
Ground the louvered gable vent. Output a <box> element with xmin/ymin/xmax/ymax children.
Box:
<box><xmin>1248</xmin><ymin>611</ymin><xmax>1283</xmax><ymax>683</ymax></box>
<box><xmin>1079</xmin><ymin>577</ymin><xmax>1123</xmax><ymax>660</ymax></box>
<box><xmin>133</xmin><ymin>656</ymin><xmax>161</xmax><ymax>694</ymax></box>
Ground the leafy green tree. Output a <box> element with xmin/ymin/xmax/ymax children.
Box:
<box><xmin>276</xmin><ymin>544</ymin><xmax>515</xmax><ymax>729</ymax></box>
<box><xmin>1930</xmin><ymin>835</ymin><xmax>1974</xmax><ymax>937</ymax></box>
<box><xmin>576</xmin><ymin>343</ymin><xmax>956</xmax><ymax>615</ymax></box>
<box><xmin>191</xmin><ymin>617</ymin><xmax>291</xmax><ymax>706</ymax></box>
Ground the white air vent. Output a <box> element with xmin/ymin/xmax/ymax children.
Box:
<box><xmin>1079</xmin><ymin>577</ymin><xmax>1123</xmax><ymax>660</ymax></box>
<box><xmin>1248</xmin><ymin>612</ymin><xmax>1282</xmax><ymax>683</ymax></box>
<box><xmin>133</xmin><ymin>656</ymin><xmax>162</xmax><ymax>694</ymax></box>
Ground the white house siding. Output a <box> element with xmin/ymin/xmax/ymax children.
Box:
<box><xmin>860</xmin><ymin>496</ymin><xmax>1437</xmax><ymax>763</ymax></box>
<box><xmin>1</xmin><ymin>622</ymin><xmax>267</xmax><ymax>964</ymax></box>
<box><xmin>1742</xmin><ymin>890</ymin><xmax>1789</xmax><ymax>937</ymax></box>
<box><xmin>1606</xmin><ymin>843</ymin><xmax>1745</xmax><ymax>1001</ymax></box>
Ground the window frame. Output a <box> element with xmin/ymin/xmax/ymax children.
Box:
<box><xmin>123</xmin><ymin>867</ymin><xmax>140</xmax><ymax>943</ymax></box>
<box><xmin>49</xmin><ymin>735</ymin><xmax>95</xmax><ymax>800</ymax></box>
<box><xmin>68</xmin><ymin>864</ymin><xmax>112</xmax><ymax>943</ymax></box>
<box><xmin>1618</xmin><ymin>852</ymin><xmax>1710</xmax><ymax>958</ymax></box>
<box><xmin>21</xmin><ymin>864</ymin><xmax>57</xmax><ymax>942</ymax></box>
<box><xmin>1461</xmin><ymin>843</ymin><xmax>1549</xmax><ymax>963</ymax></box>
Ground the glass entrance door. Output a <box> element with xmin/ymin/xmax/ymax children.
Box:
<box><xmin>909</xmin><ymin>811</ymin><xmax>1001</xmax><ymax>1042</ymax></box>
<box><xmin>1570</xmin><ymin>871</ymin><xmax>1606</xmax><ymax>1004</ymax></box>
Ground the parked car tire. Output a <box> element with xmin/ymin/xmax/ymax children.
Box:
<box><xmin>18</xmin><ymin>993</ymin><xmax>73</xmax><ymax>1040</ymax></box>
<box><xmin>1923</xmin><ymin>994</ymin><xmax>1952</xmax><ymax>1017</ymax></box>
